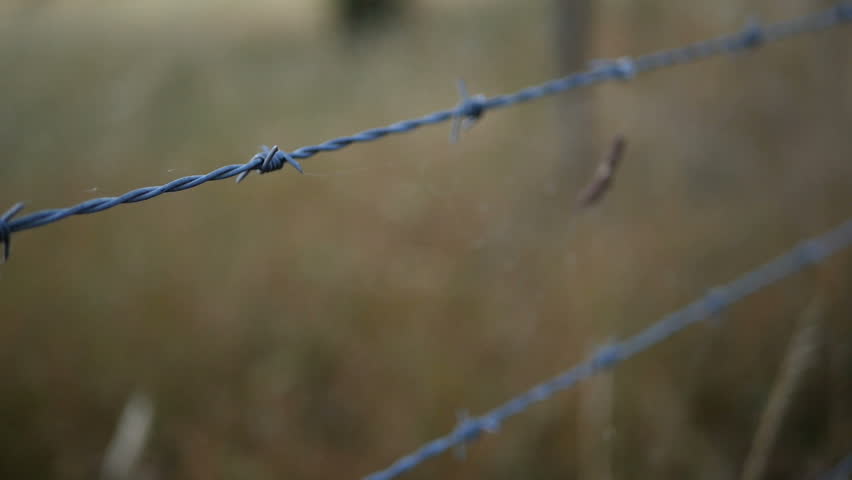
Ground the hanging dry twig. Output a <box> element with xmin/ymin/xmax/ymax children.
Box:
<box><xmin>577</xmin><ymin>135</ymin><xmax>627</xmax><ymax>207</ymax></box>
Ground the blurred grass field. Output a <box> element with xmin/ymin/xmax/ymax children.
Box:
<box><xmin>1</xmin><ymin>1</ymin><xmax>851</xmax><ymax>479</ymax></box>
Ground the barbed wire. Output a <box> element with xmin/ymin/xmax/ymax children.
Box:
<box><xmin>1</xmin><ymin>3</ymin><xmax>851</xmax><ymax>261</ymax></box>
<box><xmin>361</xmin><ymin>216</ymin><xmax>852</xmax><ymax>479</ymax></box>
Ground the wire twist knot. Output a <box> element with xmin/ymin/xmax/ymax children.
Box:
<box><xmin>835</xmin><ymin>4</ymin><xmax>852</xmax><ymax>21</ymax></box>
<box><xmin>0</xmin><ymin>202</ymin><xmax>25</xmax><ymax>262</ymax></box>
<box><xmin>450</xmin><ymin>79</ymin><xmax>487</xmax><ymax>143</ymax></box>
<box><xmin>794</xmin><ymin>240</ymin><xmax>828</xmax><ymax>266</ymax></box>
<box><xmin>608</xmin><ymin>57</ymin><xmax>638</xmax><ymax>79</ymax></box>
<box><xmin>235</xmin><ymin>145</ymin><xmax>303</xmax><ymax>183</ymax></box>
<box><xmin>589</xmin><ymin>57</ymin><xmax>637</xmax><ymax>80</ymax></box>
<box><xmin>453</xmin><ymin>411</ymin><xmax>500</xmax><ymax>448</ymax></box>
<box><xmin>703</xmin><ymin>287</ymin><xmax>731</xmax><ymax>316</ymax></box>
<box><xmin>733</xmin><ymin>20</ymin><xmax>765</xmax><ymax>50</ymax></box>
<box><xmin>591</xmin><ymin>344</ymin><xmax>623</xmax><ymax>369</ymax></box>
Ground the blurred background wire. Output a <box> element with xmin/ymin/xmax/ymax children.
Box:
<box><xmin>1</xmin><ymin>1</ymin><xmax>850</xmax><ymax>479</ymax></box>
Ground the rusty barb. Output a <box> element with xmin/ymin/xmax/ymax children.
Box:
<box><xmin>577</xmin><ymin>135</ymin><xmax>627</xmax><ymax>207</ymax></box>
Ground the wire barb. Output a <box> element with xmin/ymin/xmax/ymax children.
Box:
<box><xmin>733</xmin><ymin>18</ymin><xmax>766</xmax><ymax>51</ymax></box>
<box><xmin>450</xmin><ymin>79</ymin><xmax>487</xmax><ymax>143</ymax></box>
<box><xmin>590</xmin><ymin>56</ymin><xmax>637</xmax><ymax>80</ymax></box>
<box><xmin>452</xmin><ymin>410</ymin><xmax>473</xmax><ymax>460</ymax></box>
<box><xmin>235</xmin><ymin>145</ymin><xmax>303</xmax><ymax>183</ymax></box>
<box><xmin>702</xmin><ymin>287</ymin><xmax>732</xmax><ymax>316</ymax></box>
<box><xmin>0</xmin><ymin>202</ymin><xmax>25</xmax><ymax>262</ymax></box>
<box><xmin>1</xmin><ymin>4</ymin><xmax>850</xmax><ymax>261</ymax></box>
<box><xmin>362</xmin><ymin>217</ymin><xmax>852</xmax><ymax>480</ymax></box>
<box><xmin>590</xmin><ymin>344</ymin><xmax>623</xmax><ymax>369</ymax></box>
<box><xmin>835</xmin><ymin>3</ymin><xmax>852</xmax><ymax>21</ymax></box>
<box><xmin>451</xmin><ymin>410</ymin><xmax>500</xmax><ymax>461</ymax></box>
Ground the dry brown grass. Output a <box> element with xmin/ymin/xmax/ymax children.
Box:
<box><xmin>1</xmin><ymin>1</ymin><xmax>851</xmax><ymax>479</ymax></box>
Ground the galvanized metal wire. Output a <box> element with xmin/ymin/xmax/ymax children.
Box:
<box><xmin>2</xmin><ymin>5</ymin><xmax>851</xmax><ymax>478</ymax></box>
<box><xmin>1</xmin><ymin>3</ymin><xmax>850</xmax><ymax>261</ymax></box>
<box><xmin>362</xmin><ymin>217</ymin><xmax>852</xmax><ymax>480</ymax></box>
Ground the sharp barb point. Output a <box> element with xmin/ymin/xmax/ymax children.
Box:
<box><xmin>0</xmin><ymin>202</ymin><xmax>26</xmax><ymax>262</ymax></box>
<box><xmin>457</xmin><ymin>78</ymin><xmax>469</xmax><ymax>99</ymax></box>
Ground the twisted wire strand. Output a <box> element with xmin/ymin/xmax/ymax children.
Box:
<box><xmin>1</xmin><ymin>4</ymin><xmax>850</xmax><ymax>259</ymax></box>
<box><xmin>362</xmin><ymin>216</ymin><xmax>852</xmax><ymax>480</ymax></box>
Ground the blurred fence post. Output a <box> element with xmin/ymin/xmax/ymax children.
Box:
<box><xmin>552</xmin><ymin>0</ymin><xmax>597</xmax><ymax>193</ymax></box>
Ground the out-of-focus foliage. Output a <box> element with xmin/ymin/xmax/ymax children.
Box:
<box><xmin>0</xmin><ymin>1</ymin><xmax>850</xmax><ymax>479</ymax></box>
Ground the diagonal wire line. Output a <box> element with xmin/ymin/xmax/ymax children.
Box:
<box><xmin>1</xmin><ymin>4</ymin><xmax>851</xmax><ymax>260</ymax></box>
<box><xmin>361</xmin><ymin>217</ymin><xmax>852</xmax><ymax>480</ymax></box>
<box><xmin>820</xmin><ymin>453</ymin><xmax>852</xmax><ymax>480</ymax></box>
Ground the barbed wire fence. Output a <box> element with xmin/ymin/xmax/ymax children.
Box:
<box><xmin>1</xmin><ymin>3</ymin><xmax>850</xmax><ymax>479</ymax></box>
<box><xmin>363</xmin><ymin>218</ymin><xmax>852</xmax><ymax>479</ymax></box>
<box><xmin>1</xmin><ymin>3</ymin><xmax>850</xmax><ymax>261</ymax></box>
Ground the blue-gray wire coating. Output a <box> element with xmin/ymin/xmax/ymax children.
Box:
<box><xmin>1</xmin><ymin>4</ymin><xmax>850</xmax><ymax>259</ymax></box>
<box><xmin>362</xmin><ymin>217</ymin><xmax>852</xmax><ymax>480</ymax></box>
